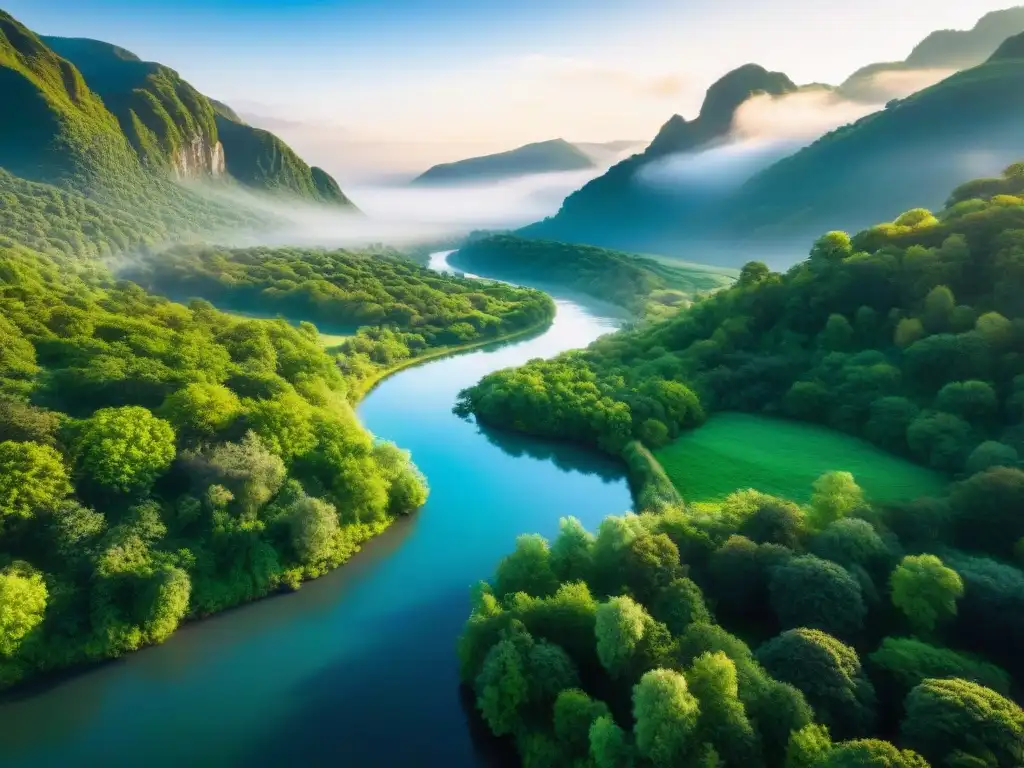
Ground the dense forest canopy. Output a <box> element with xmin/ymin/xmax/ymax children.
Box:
<box><xmin>126</xmin><ymin>244</ymin><xmax>555</xmax><ymax>395</ymax></box>
<box><xmin>457</xmin><ymin>166</ymin><xmax>1024</xmax><ymax>766</ymax></box>
<box><xmin>458</xmin><ymin>163</ymin><xmax>1024</xmax><ymax>477</ymax></box>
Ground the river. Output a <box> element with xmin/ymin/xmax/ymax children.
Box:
<box><xmin>0</xmin><ymin>252</ymin><xmax>633</xmax><ymax>767</ymax></box>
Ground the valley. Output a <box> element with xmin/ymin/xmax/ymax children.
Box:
<box><xmin>2</xmin><ymin>4</ymin><xmax>1024</xmax><ymax>768</ymax></box>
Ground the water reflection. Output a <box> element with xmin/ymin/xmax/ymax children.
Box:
<box><xmin>477</xmin><ymin>422</ymin><xmax>625</xmax><ymax>485</ymax></box>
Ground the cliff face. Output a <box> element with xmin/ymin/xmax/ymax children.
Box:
<box><xmin>170</xmin><ymin>134</ymin><xmax>225</xmax><ymax>179</ymax></box>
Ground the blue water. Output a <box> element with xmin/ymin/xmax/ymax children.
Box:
<box><xmin>0</xmin><ymin>254</ymin><xmax>632</xmax><ymax>767</ymax></box>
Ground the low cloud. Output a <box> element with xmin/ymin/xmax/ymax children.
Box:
<box><xmin>840</xmin><ymin>66</ymin><xmax>956</xmax><ymax>103</ymax></box>
<box><xmin>731</xmin><ymin>88</ymin><xmax>879</xmax><ymax>142</ymax></box>
<box><xmin>184</xmin><ymin>168</ymin><xmax>607</xmax><ymax>249</ymax></box>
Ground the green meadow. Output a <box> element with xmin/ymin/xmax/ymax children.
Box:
<box><xmin>655</xmin><ymin>412</ymin><xmax>948</xmax><ymax>504</ymax></box>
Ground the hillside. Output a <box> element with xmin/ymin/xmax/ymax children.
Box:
<box><xmin>840</xmin><ymin>6</ymin><xmax>1024</xmax><ymax>101</ymax></box>
<box><xmin>0</xmin><ymin>12</ymin><xmax>145</xmax><ymax>191</ymax></box>
<box><xmin>6</xmin><ymin>25</ymin><xmax>353</xmax><ymax>205</ymax></box>
<box><xmin>412</xmin><ymin>138</ymin><xmax>595</xmax><ymax>185</ymax></box>
<box><xmin>727</xmin><ymin>53</ymin><xmax>1024</xmax><ymax>237</ymax></box>
<box><xmin>519</xmin><ymin>64</ymin><xmax>797</xmax><ymax>251</ymax></box>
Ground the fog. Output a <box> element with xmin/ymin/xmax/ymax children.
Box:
<box><xmin>186</xmin><ymin>167</ymin><xmax>613</xmax><ymax>250</ymax></box>
<box><xmin>636</xmin><ymin>87</ymin><xmax>884</xmax><ymax>193</ymax></box>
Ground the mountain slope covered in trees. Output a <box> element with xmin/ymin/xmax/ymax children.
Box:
<box><xmin>412</xmin><ymin>139</ymin><xmax>595</xmax><ymax>185</ymax></box>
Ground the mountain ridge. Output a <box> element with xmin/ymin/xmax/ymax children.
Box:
<box><xmin>412</xmin><ymin>138</ymin><xmax>594</xmax><ymax>185</ymax></box>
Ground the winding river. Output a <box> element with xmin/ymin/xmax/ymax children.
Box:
<box><xmin>0</xmin><ymin>252</ymin><xmax>633</xmax><ymax>767</ymax></box>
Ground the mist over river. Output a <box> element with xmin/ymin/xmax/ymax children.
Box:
<box><xmin>0</xmin><ymin>253</ymin><xmax>633</xmax><ymax>767</ymax></box>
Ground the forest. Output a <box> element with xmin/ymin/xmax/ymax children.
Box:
<box><xmin>457</xmin><ymin>163</ymin><xmax>1024</xmax><ymax>476</ymax></box>
<box><xmin>450</xmin><ymin>235</ymin><xmax>735</xmax><ymax>320</ymax></box>
<box><xmin>127</xmin><ymin>243</ymin><xmax>556</xmax><ymax>394</ymax></box>
<box><xmin>458</xmin><ymin>164</ymin><xmax>1024</xmax><ymax>767</ymax></box>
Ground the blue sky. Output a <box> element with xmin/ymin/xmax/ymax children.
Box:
<box><xmin>6</xmin><ymin>0</ymin><xmax>1017</xmax><ymax>176</ymax></box>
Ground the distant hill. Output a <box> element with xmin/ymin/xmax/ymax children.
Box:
<box><xmin>726</xmin><ymin>48</ymin><xmax>1024</xmax><ymax>239</ymax></box>
<box><xmin>519</xmin><ymin>64</ymin><xmax>798</xmax><ymax>250</ymax></box>
<box><xmin>412</xmin><ymin>139</ymin><xmax>594</xmax><ymax>185</ymax></box>
<box><xmin>573</xmin><ymin>140</ymin><xmax>646</xmax><ymax>162</ymax></box>
<box><xmin>840</xmin><ymin>6</ymin><xmax>1024</xmax><ymax>101</ymax></box>
<box><xmin>0</xmin><ymin>17</ymin><xmax>353</xmax><ymax>206</ymax></box>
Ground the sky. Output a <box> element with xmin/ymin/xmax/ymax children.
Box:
<box><xmin>6</xmin><ymin>0</ymin><xmax>1018</xmax><ymax>180</ymax></box>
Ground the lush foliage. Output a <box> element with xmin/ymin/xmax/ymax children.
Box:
<box><xmin>126</xmin><ymin>243</ymin><xmax>556</xmax><ymax>395</ymax></box>
<box><xmin>450</xmin><ymin>235</ymin><xmax>735</xmax><ymax>319</ymax></box>
<box><xmin>0</xmin><ymin>239</ymin><xmax>434</xmax><ymax>686</ymax></box>
<box><xmin>460</xmin><ymin>468</ymin><xmax>1024</xmax><ymax>767</ymax></box>
<box><xmin>459</xmin><ymin>165</ymin><xmax>1024</xmax><ymax>478</ymax></box>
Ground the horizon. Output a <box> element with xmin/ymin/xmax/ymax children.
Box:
<box><xmin>5</xmin><ymin>0</ymin><xmax>1017</xmax><ymax>181</ymax></box>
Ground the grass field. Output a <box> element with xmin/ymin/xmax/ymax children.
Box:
<box><xmin>654</xmin><ymin>412</ymin><xmax>948</xmax><ymax>505</ymax></box>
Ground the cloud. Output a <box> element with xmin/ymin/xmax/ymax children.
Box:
<box><xmin>636</xmin><ymin>87</ymin><xmax>885</xmax><ymax>194</ymax></box>
<box><xmin>517</xmin><ymin>54</ymin><xmax>688</xmax><ymax>99</ymax></box>
<box><xmin>183</xmin><ymin>168</ymin><xmax>606</xmax><ymax>249</ymax></box>
<box><xmin>838</xmin><ymin>65</ymin><xmax>957</xmax><ymax>103</ymax></box>
<box><xmin>730</xmin><ymin>88</ymin><xmax>880</xmax><ymax>142</ymax></box>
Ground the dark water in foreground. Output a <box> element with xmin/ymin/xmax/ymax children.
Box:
<box><xmin>0</xmin><ymin>254</ymin><xmax>632</xmax><ymax>767</ymax></box>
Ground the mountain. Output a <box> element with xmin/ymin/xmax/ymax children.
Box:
<box><xmin>0</xmin><ymin>12</ymin><xmax>145</xmax><ymax>190</ymax></box>
<box><xmin>0</xmin><ymin>15</ymin><xmax>351</xmax><ymax>206</ymax></box>
<box><xmin>411</xmin><ymin>139</ymin><xmax>594</xmax><ymax>185</ymax></box>
<box><xmin>840</xmin><ymin>6</ymin><xmax>1024</xmax><ymax>101</ymax></box>
<box><xmin>725</xmin><ymin>44</ymin><xmax>1024</xmax><ymax>239</ymax></box>
<box><xmin>519</xmin><ymin>64</ymin><xmax>798</xmax><ymax>250</ymax></box>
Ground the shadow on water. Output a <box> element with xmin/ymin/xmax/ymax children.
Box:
<box><xmin>477</xmin><ymin>422</ymin><xmax>625</xmax><ymax>485</ymax></box>
<box><xmin>239</xmin><ymin>587</ymin><xmax>515</xmax><ymax>768</ymax></box>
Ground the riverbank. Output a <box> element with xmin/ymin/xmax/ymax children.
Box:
<box><xmin>0</xmin><ymin>261</ymin><xmax>630</xmax><ymax>767</ymax></box>
<box><xmin>347</xmin><ymin>317</ymin><xmax>555</xmax><ymax>402</ymax></box>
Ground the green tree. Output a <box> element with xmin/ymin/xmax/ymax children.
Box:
<box><xmin>652</xmin><ymin>577</ymin><xmax>711</xmax><ymax>637</ymax></box>
<box><xmin>550</xmin><ymin>516</ymin><xmax>595</xmax><ymax>584</ymax></box>
<box><xmin>922</xmin><ymin>286</ymin><xmax>955</xmax><ymax>333</ymax></box>
<box><xmin>890</xmin><ymin>554</ymin><xmax>963</xmax><ymax>636</ymax></box>
<box><xmin>590</xmin><ymin>715</ymin><xmax>634</xmax><ymax>768</ymax></box>
<box><xmin>288</xmin><ymin>495</ymin><xmax>340</xmax><ymax>566</ymax></box>
<box><xmin>948</xmin><ymin>467</ymin><xmax>1024</xmax><ymax>557</ymax></box>
<box><xmin>822</xmin><ymin>314</ymin><xmax>855</xmax><ymax>352</ymax></box>
<box><xmin>159</xmin><ymin>382</ymin><xmax>240</xmax><ymax>438</ymax></box>
<box><xmin>869</xmin><ymin>637</ymin><xmax>1010</xmax><ymax>699</ymax></box>
<box><xmin>809</xmin><ymin>472</ymin><xmax>865</xmax><ymax>529</ymax></box>
<box><xmin>757</xmin><ymin>628</ymin><xmax>876</xmax><ymax>738</ymax></box>
<box><xmin>0</xmin><ymin>562</ymin><xmax>48</xmax><ymax>656</ymax></box>
<box><xmin>964</xmin><ymin>441</ymin><xmax>1019</xmax><ymax>475</ymax></box>
<box><xmin>74</xmin><ymin>406</ymin><xmax>176</xmax><ymax>492</ymax></box>
<box><xmin>810</xmin><ymin>231</ymin><xmax>853</xmax><ymax>262</ymax></box>
<box><xmin>822</xmin><ymin>740</ymin><xmax>928</xmax><ymax>767</ymax></box>
<box><xmin>596</xmin><ymin>596</ymin><xmax>648</xmax><ymax>678</ymax></box>
<box><xmin>638</xmin><ymin>418</ymin><xmax>670</xmax><ymax>448</ymax></box>
<box><xmin>494</xmin><ymin>534</ymin><xmax>559</xmax><ymax>600</ymax></box>
<box><xmin>142</xmin><ymin>565</ymin><xmax>191</xmax><ymax>643</ymax></box>
<box><xmin>785</xmin><ymin>724</ymin><xmax>833</xmax><ymax>768</ymax></box>
<box><xmin>934</xmin><ymin>381</ymin><xmax>998</xmax><ymax>423</ymax></box>
<box><xmin>554</xmin><ymin>689</ymin><xmax>611</xmax><ymax>759</ymax></box>
<box><xmin>0</xmin><ymin>440</ymin><xmax>71</xmax><ymax>522</ymax></box>
<box><xmin>632</xmin><ymin>668</ymin><xmax>701</xmax><ymax>767</ymax></box>
<box><xmin>475</xmin><ymin>634</ymin><xmax>530</xmax><ymax>736</ymax></box>
<box><xmin>770</xmin><ymin>555</ymin><xmax>866</xmax><ymax>638</ymax></box>
<box><xmin>738</xmin><ymin>495</ymin><xmax>806</xmax><ymax>548</ymax></box>
<box><xmin>687</xmin><ymin>651</ymin><xmax>761</xmax><ymax>767</ymax></box>
<box><xmin>906</xmin><ymin>412</ymin><xmax>973</xmax><ymax>472</ymax></box>
<box><xmin>894</xmin><ymin>318</ymin><xmax>925</xmax><ymax>349</ymax></box>
<box><xmin>901</xmin><ymin>678</ymin><xmax>1024</xmax><ymax>767</ymax></box>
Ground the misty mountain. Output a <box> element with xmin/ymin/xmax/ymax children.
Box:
<box><xmin>725</xmin><ymin>40</ymin><xmax>1024</xmax><ymax>240</ymax></box>
<box><xmin>518</xmin><ymin>63</ymin><xmax>798</xmax><ymax>250</ymax></box>
<box><xmin>839</xmin><ymin>6</ymin><xmax>1024</xmax><ymax>102</ymax></box>
<box><xmin>411</xmin><ymin>139</ymin><xmax>595</xmax><ymax>185</ymax></box>
<box><xmin>0</xmin><ymin>12</ymin><xmax>351</xmax><ymax>206</ymax></box>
